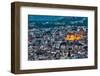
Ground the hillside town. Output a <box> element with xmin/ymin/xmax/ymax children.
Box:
<box><xmin>28</xmin><ymin>25</ymin><xmax>88</xmax><ymax>60</ymax></box>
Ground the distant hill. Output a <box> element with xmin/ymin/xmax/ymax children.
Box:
<box><xmin>28</xmin><ymin>15</ymin><xmax>88</xmax><ymax>29</ymax></box>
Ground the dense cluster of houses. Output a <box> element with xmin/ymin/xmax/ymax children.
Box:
<box><xmin>28</xmin><ymin>25</ymin><xmax>88</xmax><ymax>60</ymax></box>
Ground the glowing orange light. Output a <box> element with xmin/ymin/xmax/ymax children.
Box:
<box><xmin>64</xmin><ymin>33</ymin><xmax>81</xmax><ymax>41</ymax></box>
